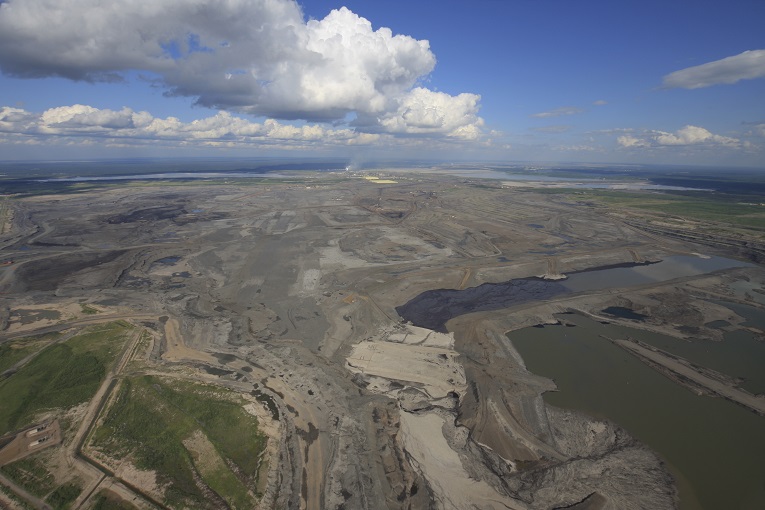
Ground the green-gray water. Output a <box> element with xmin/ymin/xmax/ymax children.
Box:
<box><xmin>636</xmin><ymin>328</ymin><xmax>765</xmax><ymax>395</ymax></box>
<box><xmin>508</xmin><ymin>314</ymin><xmax>765</xmax><ymax>510</ymax></box>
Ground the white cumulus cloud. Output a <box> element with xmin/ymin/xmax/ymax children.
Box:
<box><xmin>40</xmin><ymin>105</ymin><xmax>140</xmax><ymax>130</ymax></box>
<box><xmin>662</xmin><ymin>50</ymin><xmax>765</xmax><ymax>89</ymax></box>
<box><xmin>0</xmin><ymin>0</ymin><xmax>483</xmax><ymax>137</ymax></box>
<box><xmin>377</xmin><ymin>88</ymin><xmax>483</xmax><ymax>138</ymax></box>
<box><xmin>655</xmin><ymin>125</ymin><xmax>740</xmax><ymax>147</ymax></box>
<box><xmin>0</xmin><ymin>105</ymin><xmax>385</xmax><ymax>148</ymax></box>
<box><xmin>617</xmin><ymin>125</ymin><xmax>741</xmax><ymax>149</ymax></box>
<box><xmin>616</xmin><ymin>134</ymin><xmax>650</xmax><ymax>148</ymax></box>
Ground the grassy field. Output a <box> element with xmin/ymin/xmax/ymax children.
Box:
<box><xmin>91</xmin><ymin>490</ymin><xmax>138</xmax><ymax>510</ymax></box>
<box><xmin>547</xmin><ymin>189</ymin><xmax>765</xmax><ymax>229</ymax></box>
<box><xmin>0</xmin><ymin>483</ymin><xmax>35</xmax><ymax>510</ymax></box>
<box><xmin>0</xmin><ymin>457</ymin><xmax>82</xmax><ymax>509</ymax></box>
<box><xmin>79</xmin><ymin>304</ymin><xmax>99</xmax><ymax>315</ymax></box>
<box><xmin>90</xmin><ymin>375</ymin><xmax>265</xmax><ymax>509</ymax></box>
<box><xmin>0</xmin><ymin>322</ymin><xmax>132</xmax><ymax>435</ymax></box>
<box><xmin>0</xmin><ymin>456</ymin><xmax>55</xmax><ymax>497</ymax></box>
<box><xmin>0</xmin><ymin>333</ymin><xmax>59</xmax><ymax>375</ymax></box>
<box><xmin>45</xmin><ymin>483</ymin><xmax>82</xmax><ymax>510</ymax></box>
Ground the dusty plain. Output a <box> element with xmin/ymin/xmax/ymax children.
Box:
<box><xmin>0</xmin><ymin>169</ymin><xmax>764</xmax><ymax>510</ymax></box>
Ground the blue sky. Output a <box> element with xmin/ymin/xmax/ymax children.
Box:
<box><xmin>0</xmin><ymin>0</ymin><xmax>763</xmax><ymax>167</ymax></box>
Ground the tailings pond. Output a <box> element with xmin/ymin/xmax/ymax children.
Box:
<box><xmin>396</xmin><ymin>254</ymin><xmax>763</xmax><ymax>508</ymax></box>
<box><xmin>508</xmin><ymin>313</ymin><xmax>765</xmax><ymax>510</ymax></box>
<box><xmin>396</xmin><ymin>255</ymin><xmax>751</xmax><ymax>331</ymax></box>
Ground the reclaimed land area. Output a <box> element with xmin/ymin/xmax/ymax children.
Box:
<box><xmin>0</xmin><ymin>168</ymin><xmax>763</xmax><ymax>509</ymax></box>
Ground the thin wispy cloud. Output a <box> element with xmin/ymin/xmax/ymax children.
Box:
<box><xmin>532</xmin><ymin>125</ymin><xmax>571</xmax><ymax>134</ymax></box>
<box><xmin>531</xmin><ymin>107</ymin><xmax>583</xmax><ymax>118</ymax></box>
<box><xmin>662</xmin><ymin>49</ymin><xmax>765</xmax><ymax>89</ymax></box>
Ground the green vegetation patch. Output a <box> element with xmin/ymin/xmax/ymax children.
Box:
<box><xmin>46</xmin><ymin>483</ymin><xmax>82</xmax><ymax>510</ymax></box>
<box><xmin>91</xmin><ymin>375</ymin><xmax>265</xmax><ymax>509</ymax></box>
<box><xmin>0</xmin><ymin>322</ymin><xmax>131</xmax><ymax>435</ymax></box>
<box><xmin>0</xmin><ymin>456</ymin><xmax>55</xmax><ymax>498</ymax></box>
<box><xmin>79</xmin><ymin>304</ymin><xmax>99</xmax><ymax>315</ymax></box>
<box><xmin>91</xmin><ymin>491</ymin><xmax>138</xmax><ymax>510</ymax></box>
<box><xmin>0</xmin><ymin>482</ymin><xmax>35</xmax><ymax>510</ymax></box>
<box><xmin>567</xmin><ymin>190</ymin><xmax>765</xmax><ymax>228</ymax></box>
<box><xmin>0</xmin><ymin>333</ymin><xmax>59</xmax><ymax>375</ymax></box>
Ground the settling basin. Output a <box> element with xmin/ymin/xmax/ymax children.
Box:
<box><xmin>508</xmin><ymin>314</ymin><xmax>765</xmax><ymax>510</ymax></box>
<box><xmin>396</xmin><ymin>255</ymin><xmax>751</xmax><ymax>331</ymax></box>
<box><xmin>638</xmin><ymin>301</ymin><xmax>765</xmax><ymax>395</ymax></box>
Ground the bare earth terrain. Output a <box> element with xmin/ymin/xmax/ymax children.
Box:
<box><xmin>0</xmin><ymin>170</ymin><xmax>763</xmax><ymax>509</ymax></box>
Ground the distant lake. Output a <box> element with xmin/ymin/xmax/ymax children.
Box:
<box><xmin>37</xmin><ymin>171</ymin><xmax>292</xmax><ymax>182</ymax></box>
<box><xmin>433</xmin><ymin>168</ymin><xmax>707</xmax><ymax>190</ymax></box>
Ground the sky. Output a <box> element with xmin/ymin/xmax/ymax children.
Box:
<box><xmin>0</xmin><ymin>0</ymin><xmax>764</xmax><ymax>167</ymax></box>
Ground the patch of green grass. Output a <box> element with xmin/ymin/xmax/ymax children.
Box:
<box><xmin>0</xmin><ymin>456</ymin><xmax>55</xmax><ymax>498</ymax></box>
<box><xmin>0</xmin><ymin>483</ymin><xmax>35</xmax><ymax>510</ymax></box>
<box><xmin>91</xmin><ymin>378</ymin><xmax>199</xmax><ymax>505</ymax></box>
<box><xmin>157</xmin><ymin>379</ymin><xmax>265</xmax><ymax>476</ymax></box>
<box><xmin>91</xmin><ymin>491</ymin><xmax>137</xmax><ymax>510</ymax></box>
<box><xmin>639</xmin><ymin>200</ymin><xmax>765</xmax><ymax>228</ymax></box>
<box><xmin>569</xmin><ymin>190</ymin><xmax>765</xmax><ymax>228</ymax></box>
<box><xmin>196</xmin><ymin>450</ymin><xmax>255</xmax><ymax>509</ymax></box>
<box><xmin>0</xmin><ymin>322</ymin><xmax>131</xmax><ymax>435</ymax></box>
<box><xmin>91</xmin><ymin>375</ymin><xmax>265</xmax><ymax>509</ymax></box>
<box><xmin>79</xmin><ymin>304</ymin><xmax>99</xmax><ymax>315</ymax></box>
<box><xmin>0</xmin><ymin>334</ymin><xmax>58</xmax><ymax>374</ymax></box>
<box><xmin>46</xmin><ymin>483</ymin><xmax>82</xmax><ymax>510</ymax></box>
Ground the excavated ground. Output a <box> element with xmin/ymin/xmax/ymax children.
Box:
<box><xmin>0</xmin><ymin>173</ymin><xmax>763</xmax><ymax>510</ymax></box>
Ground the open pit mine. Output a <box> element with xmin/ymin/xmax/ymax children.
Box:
<box><xmin>0</xmin><ymin>170</ymin><xmax>763</xmax><ymax>510</ymax></box>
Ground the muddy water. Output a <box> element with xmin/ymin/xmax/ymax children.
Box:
<box><xmin>560</xmin><ymin>255</ymin><xmax>752</xmax><ymax>292</ymax></box>
<box><xmin>636</xmin><ymin>307</ymin><xmax>765</xmax><ymax>395</ymax></box>
<box><xmin>508</xmin><ymin>314</ymin><xmax>765</xmax><ymax>510</ymax></box>
<box><xmin>396</xmin><ymin>255</ymin><xmax>750</xmax><ymax>331</ymax></box>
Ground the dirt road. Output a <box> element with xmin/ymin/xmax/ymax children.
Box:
<box><xmin>613</xmin><ymin>338</ymin><xmax>765</xmax><ymax>415</ymax></box>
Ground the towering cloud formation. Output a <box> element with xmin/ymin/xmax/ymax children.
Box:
<box><xmin>0</xmin><ymin>0</ymin><xmax>482</xmax><ymax>138</ymax></box>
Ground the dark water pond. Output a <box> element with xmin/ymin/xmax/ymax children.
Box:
<box><xmin>13</xmin><ymin>309</ymin><xmax>60</xmax><ymax>325</ymax></box>
<box><xmin>397</xmin><ymin>255</ymin><xmax>750</xmax><ymax>331</ymax></box>
<box><xmin>601</xmin><ymin>306</ymin><xmax>648</xmax><ymax>321</ymax></box>
<box><xmin>154</xmin><ymin>256</ymin><xmax>181</xmax><ymax>265</ymax></box>
<box><xmin>396</xmin><ymin>277</ymin><xmax>568</xmax><ymax>331</ymax></box>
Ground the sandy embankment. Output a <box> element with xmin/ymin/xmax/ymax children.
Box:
<box><xmin>161</xmin><ymin>317</ymin><xmax>216</xmax><ymax>363</ymax></box>
<box><xmin>399</xmin><ymin>411</ymin><xmax>524</xmax><ymax>510</ymax></box>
